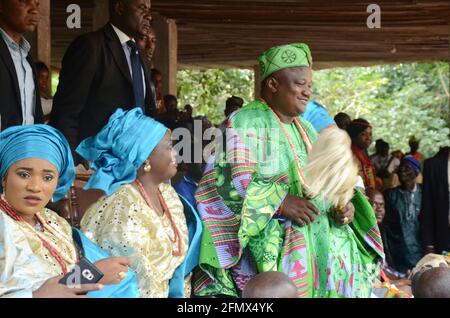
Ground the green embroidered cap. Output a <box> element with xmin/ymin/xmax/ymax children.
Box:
<box><xmin>259</xmin><ymin>43</ymin><xmax>312</xmax><ymax>81</ymax></box>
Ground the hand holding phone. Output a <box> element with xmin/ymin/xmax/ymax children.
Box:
<box><xmin>34</xmin><ymin>276</ymin><xmax>103</xmax><ymax>298</ymax></box>
<box><xmin>59</xmin><ymin>258</ymin><xmax>104</xmax><ymax>286</ymax></box>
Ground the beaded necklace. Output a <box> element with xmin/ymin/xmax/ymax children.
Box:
<box><xmin>0</xmin><ymin>197</ymin><xmax>78</xmax><ymax>274</ymax></box>
<box><xmin>261</xmin><ymin>100</ymin><xmax>314</xmax><ymax>197</ymax></box>
<box><xmin>134</xmin><ymin>179</ymin><xmax>183</xmax><ymax>256</ymax></box>
<box><xmin>351</xmin><ymin>144</ymin><xmax>376</xmax><ymax>189</ymax></box>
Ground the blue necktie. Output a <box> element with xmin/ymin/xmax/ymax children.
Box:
<box><xmin>127</xmin><ymin>40</ymin><xmax>145</xmax><ymax>110</ymax></box>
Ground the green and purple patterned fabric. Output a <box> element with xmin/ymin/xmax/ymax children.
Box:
<box><xmin>194</xmin><ymin>101</ymin><xmax>384</xmax><ymax>298</ymax></box>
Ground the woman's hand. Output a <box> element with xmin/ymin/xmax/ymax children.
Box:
<box><xmin>331</xmin><ymin>202</ymin><xmax>355</xmax><ymax>226</ymax></box>
<box><xmin>32</xmin><ymin>276</ymin><xmax>103</xmax><ymax>298</ymax></box>
<box><xmin>94</xmin><ymin>257</ymin><xmax>131</xmax><ymax>285</ymax></box>
<box><xmin>280</xmin><ymin>195</ymin><xmax>321</xmax><ymax>227</ymax></box>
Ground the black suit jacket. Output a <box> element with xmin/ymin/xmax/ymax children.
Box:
<box><xmin>419</xmin><ymin>147</ymin><xmax>450</xmax><ymax>253</ymax></box>
<box><xmin>0</xmin><ymin>34</ymin><xmax>43</xmax><ymax>130</ymax></box>
<box><xmin>50</xmin><ymin>23</ymin><xmax>156</xmax><ymax>160</ymax></box>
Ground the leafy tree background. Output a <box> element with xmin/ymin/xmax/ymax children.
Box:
<box><xmin>177</xmin><ymin>62</ymin><xmax>449</xmax><ymax>158</ymax></box>
<box><xmin>312</xmin><ymin>62</ymin><xmax>449</xmax><ymax>158</ymax></box>
<box><xmin>177</xmin><ymin>69</ymin><xmax>254</xmax><ymax>124</ymax></box>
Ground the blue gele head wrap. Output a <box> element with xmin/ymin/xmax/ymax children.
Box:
<box><xmin>0</xmin><ymin>125</ymin><xmax>75</xmax><ymax>202</ymax></box>
<box><xmin>76</xmin><ymin>108</ymin><xmax>168</xmax><ymax>196</ymax></box>
<box><xmin>402</xmin><ymin>155</ymin><xmax>421</xmax><ymax>174</ymax></box>
<box><xmin>302</xmin><ymin>100</ymin><xmax>336</xmax><ymax>133</ymax></box>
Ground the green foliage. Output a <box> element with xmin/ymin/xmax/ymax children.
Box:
<box><xmin>177</xmin><ymin>68</ymin><xmax>254</xmax><ymax>124</ymax></box>
<box><xmin>313</xmin><ymin>62</ymin><xmax>449</xmax><ymax>158</ymax></box>
<box><xmin>51</xmin><ymin>71</ymin><xmax>59</xmax><ymax>96</ymax></box>
<box><xmin>176</xmin><ymin>63</ymin><xmax>449</xmax><ymax>158</ymax></box>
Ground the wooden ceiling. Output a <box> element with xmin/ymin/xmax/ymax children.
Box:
<box><xmin>51</xmin><ymin>0</ymin><xmax>449</xmax><ymax>69</ymax></box>
<box><xmin>152</xmin><ymin>0</ymin><xmax>449</xmax><ymax>69</ymax></box>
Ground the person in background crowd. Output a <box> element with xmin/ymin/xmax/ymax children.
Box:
<box><xmin>224</xmin><ymin>96</ymin><xmax>244</xmax><ymax>118</ymax></box>
<box><xmin>136</xmin><ymin>25</ymin><xmax>156</xmax><ymax>68</ymax></box>
<box><xmin>174</xmin><ymin>158</ymin><xmax>205</xmax><ymax>209</ymax></box>
<box><xmin>184</xmin><ymin>104</ymin><xmax>193</xmax><ymax>120</ymax></box>
<box><xmin>370</xmin><ymin>139</ymin><xmax>390</xmax><ymax>179</ymax></box>
<box><xmin>333</xmin><ymin>112</ymin><xmax>351</xmax><ymax>130</ymax></box>
<box><xmin>136</xmin><ymin>25</ymin><xmax>157</xmax><ymax>114</ymax></box>
<box><xmin>367</xmin><ymin>188</ymin><xmax>410</xmax><ymax>281</ymax></box>
<box><xmin>194</xmin><ymin>115</ymin><xmax>212</xmax><ymax>135</ymax></box>
<box><xmin>367</xmin><ymin>188</ymin><xmax>386</xmax><ymax>225</ymax></box>
<box><xmin>367</xmin><ymin>189</ymin><xmax>413</xmax><ymax>298</ymax></box>
<box><xmin>387</xmin><ymin>150</ymin><xmax>404</xmax><ymax>175</ymax></box>
<box><xmin>151</xmin><ymin>68</ymin><xmax>166</xmax><ymax>118</ymax></box>
<box><xmin>407</xmin><ymin>136</ymin><xmax>424</xmax><ymax>165</ymax></box>
<box><xmin>159</xmin><ymin>94</ymin><xmax>179</xmax><ymax>131</ymax></box>
<box><xmin>35</xmin><ymin>61</ymin><xmax>53</xmax><ymax>122</ymax></box>
<box><xmin>178</xmin><ymin>104</ymin><xmax>194</xmax><ymax>133</ymax></box>
<box><xmin>384</xmin><ymin>156</ymin><xmax>423</xmax><ymax>276</ymax></box>
<box><xmin>347</xmin><ymin>118</ymin><xmax>378</xmax><ymax>191</ymax></box>
<box><xmin>420</xmin><ymin>146</ymin><xmax>450</xmax><ymax>255</ymax></box>
<box><xmin>0</xmin><ymin>0</ymin><xmax>44</xmax><ymax>130</ymax></box>
<box><xmin>385</xmin><ymin>150</ymin><xmax>404</xmax><ymax>189</ymax></box>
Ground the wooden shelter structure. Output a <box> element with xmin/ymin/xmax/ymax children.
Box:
<box><xmin>22</xmin><ymin>1</ymin><xmax>449</xmax><ymax>225</ymax></box>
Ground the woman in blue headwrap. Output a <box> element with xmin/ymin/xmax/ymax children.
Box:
<box><xmin>78</xmin><ymin>108</ymin><xmax>202</xmax><ymax>298</ymax></box>
<box><xmin>0</xmin><ymin>125</ymin><xmax>139</xmax><ymax>298</ymax></box>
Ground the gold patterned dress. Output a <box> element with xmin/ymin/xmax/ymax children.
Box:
<box><xmin>0</xmin><ymin>208</ymin><xmax>77</xmax><ymax>298</ymax></box>
<box><xmin>80</xmin><ymin>183</ymin><xmax>190</xmax><ymax>298</ymax></box>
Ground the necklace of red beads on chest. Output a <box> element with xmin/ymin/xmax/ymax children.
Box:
<box><xmin>134</xmin><ymin>179</ymin><xmax>183</xmax><ymax>256</ymax></box>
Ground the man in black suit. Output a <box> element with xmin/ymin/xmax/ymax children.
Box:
<box><xmin>420</xmin><ymin>146</ymin><xmax>450</xmax><ymax>254</ymax></box>
<box><xmin>50</xmin><ymin>0</ymin><xmax>155</xmax><ymax>163</ymax></box>
<box><xmin>0</xmin><ymin>0</ymin><xmax>43</xmax><ymax>130</ymax></box>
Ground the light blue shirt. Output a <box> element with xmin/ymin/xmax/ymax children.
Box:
<box><xmin>302</xmin><ymin>100</ymin><xmax>336</xmax><ymax>133</ymax></box>
<box><xmin>111</xmin><ymin>24</ymin><xmax>146</xmax><ymax>97</ymax></box>
<box><xmin>0</xmin><ymin>27</ymin><xmax>35</xmax><ymax>125</ymax></box>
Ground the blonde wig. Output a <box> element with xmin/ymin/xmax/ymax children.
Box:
<box><xmin>304</xmin><ymin>126</ymin><xmax>359</xmax><ymax>209</ymax></box>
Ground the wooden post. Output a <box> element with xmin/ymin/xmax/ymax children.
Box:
<box><xmin>254</xmin><ymin>64</ymin><xmax>261</xmax><ymax>100</ymax></box>
<box><xmin>36</xmin><ymin>0</ymin><xmax>50</xmax><ymax>65</ymax></box>
<box><xmin>36</xmin><ymin>0</ymin><xmax>51</xmax><ymax>90</ymax></box>
<box><xmin>92</xmin><ymin>0</ymin><xmax>109</xmax><ymax>31</ymax></box>
<box><xmin>152</xmin><ymin>12</ymin><xmax>178</xmax><ymax>96</ymax></box>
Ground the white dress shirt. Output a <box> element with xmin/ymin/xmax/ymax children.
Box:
<box><xmin>0</xmin><ymin>27</ymin><xmax>36</xmax><ymax>125</ymax></box>
<box><xmin>111</xmin><ymin>24</ymin><xmax>146</xmax><ymax>97</ymax></box>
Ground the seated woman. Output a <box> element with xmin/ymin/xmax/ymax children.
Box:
<box><xmin>0</xmin><ymin>125</ymin><xmax>138</xmax><ymax>298</ymax></box>
<box><xmin>77</xmin><ymin>108</ymin><xmax>202</xmax><ymax>298</ymax></box>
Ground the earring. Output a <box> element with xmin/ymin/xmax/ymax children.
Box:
<box><xmin>144</xmin><ymin>162</ymin><xmax>152</xmax><ymax>173</ymax></box>
<box><xmin>1</xmin><ymin>184</ymin><xmax>6</xmax><ymax>201</ymax></box>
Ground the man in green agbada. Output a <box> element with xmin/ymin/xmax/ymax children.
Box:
<box><xmin>194</xmin><ymin>43</ymin><xmax>384</xmax><ymax>298</ymax></box>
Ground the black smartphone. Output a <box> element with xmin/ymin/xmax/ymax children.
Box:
<box><xmin>59</xmin><ymin>258</ymin><xmax>104</xmax><ymax>286</ymax></box>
